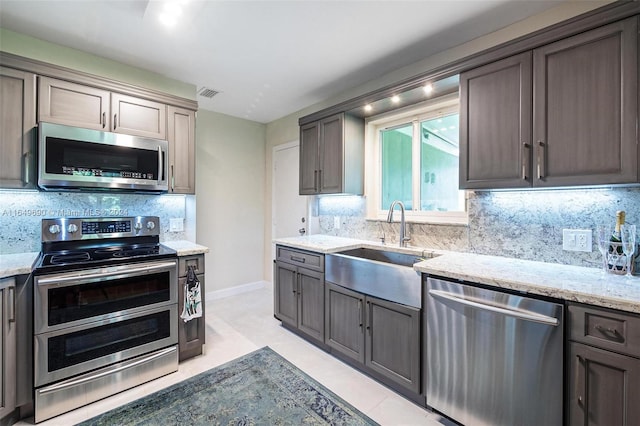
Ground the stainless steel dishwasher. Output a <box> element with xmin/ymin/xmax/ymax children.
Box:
<box><xmin>425</xmin><ymin>277</ymin><xmax>563</xmax><ymax>426</ymax></box>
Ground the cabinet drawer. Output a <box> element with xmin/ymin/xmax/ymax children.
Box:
<box><xmin>178</xmin><ymin>255</ymin><xmax>205</xmax><ymax>278</ymax></box>
<box><xmin>276</xmin><ymin>246</ymin><xmax>324</xmax><ymax>271</ymax></box>
<box><xmin>568</xmin><ymin>303</ymin><xmax>640</xmax><ymax>358</ymax></box>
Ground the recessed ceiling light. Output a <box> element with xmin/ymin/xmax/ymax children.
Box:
<box><xmin>391</xmin><ymin>95</ymin><xmax>400</xmax><ymax>104</ymax></box>
<box><xmin>364</xmin><ymin>104</ymin><xmax>373</xmax><ymax>112</ymax></box>
<box><xmin>159</xmin><ymin>1</ymin><xmax>183</xmax><ymax>27</ymax></box>
<box><xmin>423</xmin><ymin>84</ymin><xmax>433</xmax><ymax>95</ymax></box>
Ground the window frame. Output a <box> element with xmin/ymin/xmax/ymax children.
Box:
<box><xmin>364</xmin><ymin>93</ymin><xmax>468</xmax><ymax>225</ymax></box>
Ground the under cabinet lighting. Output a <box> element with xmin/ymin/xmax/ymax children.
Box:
<box><xmin>364</xmin><ymin>104</ymin><xmax>373</xmax><ymax>112</ymax></box>
<box><xmin>423</xmin><ymin>84</ymin><xmax>433</xmax><ymax>95</ymax></box>
<box><xmin>391</xmin><ymin>95</ymin><xmax>400</xmax><ymax>104</ymax></box>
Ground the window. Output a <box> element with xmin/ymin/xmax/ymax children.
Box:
<box><xmin>366</xmin><ymin>94</ymin><xmax>467</xmax><ymax>224</ymax></box>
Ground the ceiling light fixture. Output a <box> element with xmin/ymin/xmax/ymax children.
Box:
<box><xmin>159</xmin><ymin>1</ymin><xmax>183</xmax><ymax>27</ymax></box>
<box><xmin>423</xmin><ymin>84</ymin><xmax>433</xmax><ymax>95</ymax></box>
<box><xmin>364</xmin><ymin>104</ymin><xmax>373</xmax><ymax>112</ymax></box>
<box><xmin>391</xmin><ymin>95</ymin><xmax>400</xmax><ymax>104</ymax></box>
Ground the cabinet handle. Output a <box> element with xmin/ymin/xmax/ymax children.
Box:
<box><xmin>313</xmin><ymin>170</ymin><xmax>318</xmax><ymax>192</ymax></box>
<box><xmin>537</xmin><ymin>140</ymin><xmax>545</xmax><ymax>179</ymax></box>
<box><xmin>522</xmin><ymin>142</ymin><xmax>530</xmax><ymax>180</ymax></box>
<box><xmin>575</xmin><ymin>354</ymin><xmax>585</xmax><ymax>407</ymax></box>
<box><xmin>318</xmin><ymin>169</ymin><xmax>322</xmax><ymax>191</ymax></box>
<box><xmin>366</xmin><ymin>301</ymin><xmax>371</xmax><ymax>333</ymax></box>
<box><xmin>290</xmin><ymin>256</ymin><xmax>306</xmax><ymax>263</ymax></box>
<box><xmin>102</xmin><ymin>112</ymin><xmax>106</xmax><ymax>129</ymax></box>
<box><xmin>595</xmin><ymin>324</ymin><xmax>621</xmax><ymax>337</ymax></box>
<box><xmin>113</xmin><ymin>113</ymin><xmax>118</xmax><ymax>130</ymax></box>
<box><xmin>8</xmin><ymin>286</ymin><xmax>15</xmax><ymax>323</ymax></box>
<box><xmin>23</xmin><ymin>152</ymin><xmax>30</xmax><ymax>185</ymax></box>
<box><xmin>358</xmin><ymin>300</ymin><xmax>363</xmax><ymax>328</ymax></box>
<box><xmin>171</xmin><ymin>165</ymin><xmax>175</xmax><ymax>191</ymax></box>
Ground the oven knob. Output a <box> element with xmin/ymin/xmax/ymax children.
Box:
<box><xmin>67</xmin><ymin>224</ymin><xmax>78</xmax><ymax>234</ymax></box>
<box><xmin>48</xmin><ymin>224</ymin><xmax>61</xmax><ymax>235</ymax></box>
<box><xmin>146</xmin><ymin>221</ymin><xmax>156</xmax><ymax>230</ymax></box>
<box><xmin>134</xmin><ymin>222</ymin><xmax>143</xmax><ymax>231</ymax></box>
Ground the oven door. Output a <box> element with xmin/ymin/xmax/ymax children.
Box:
<box><xmin>34</xmin><ymin>304</ymin><xmax>178</xmax><ymax>387</ymax></box>
<box><xmin>34</xmin><ymin>259</ymin><xmax>177</xmax><ymax>334</ymax></box>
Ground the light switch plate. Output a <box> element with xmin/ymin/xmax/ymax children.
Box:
<box><xmin>562</xmin><ymin>229</ymin><xmax>592</xmax><ymax>252</ymax></box>
<box><xmin>170</xmin><ymin>218</ymin><xmax>184</xmax><ymax>232</ymax></box>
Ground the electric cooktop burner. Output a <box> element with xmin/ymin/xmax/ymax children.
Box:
<box><xmin>33</xmin><ymin>216</ymin><xmax>177</xmax><ymax>275</ymax></box>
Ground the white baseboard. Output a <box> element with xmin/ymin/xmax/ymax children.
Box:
<box><xmin>205</xmin><ymin>280</ymin><xmax>269</xmax><ymax>301</ymax></box>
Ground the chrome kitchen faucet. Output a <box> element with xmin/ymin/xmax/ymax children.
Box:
<box><xmin>387</xmin><ymin>200</ymin><xmax>410</xmax><ymax>248</ymax></box>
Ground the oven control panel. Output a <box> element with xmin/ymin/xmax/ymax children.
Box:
<box><xmin>42</xmin><ymin>216</ymin><xmax>160</xmax><ymax>242</ymax></box>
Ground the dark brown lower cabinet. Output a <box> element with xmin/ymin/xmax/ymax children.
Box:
<box><xmin>273</xmin><ymin>260</ymin><xmax>324</xmax><ymax>343</ymax></box>
<box><xmin>568</xmin><ymin>342</ymin><xmax>640</xmax><ymax>426</ymax></box>
<box><xmin>325</xmin><ymin>282</ymin><xmax>420</xmax><ymax>394</ymax></box>
<box><xmin>178</xmin><ymin>255</ymin><xmax>206</xmax><ymax>362</ymax></box>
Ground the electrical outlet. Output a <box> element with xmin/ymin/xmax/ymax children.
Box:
<box><xmin>169</xmin><ymin>218</ymin><xmax>184</xmax><ymax>232</ymax></box>
<box><xmin>562</xmin><ymin>229</ymin><xmax>592</xmax><ymax>252</ymax></box>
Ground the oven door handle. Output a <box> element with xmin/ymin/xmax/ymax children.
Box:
<box><xmin>36</xmin><ymin>261</ymin><xmax>177</xmax><ymax>286</ymax></box>
<box><xmin>37</xmin><ymin>346</ymin><xmax>177</xmax><ymax>395</ymax></box>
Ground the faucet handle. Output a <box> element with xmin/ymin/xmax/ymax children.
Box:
<box><xmin>379</xmin><ymin>232</ymin><xmax>386</xmax><ymax>244</ymax></box>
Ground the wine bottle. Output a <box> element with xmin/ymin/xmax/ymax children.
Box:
<box><xmin>608</xmin><ymin>210</ymin><xmax>625</xmax><ymax>272</ymax></box>
<box><xmin>610</xmin><ymin>210</ymin><xmax>625</xmax><ymax>253</ymax></box>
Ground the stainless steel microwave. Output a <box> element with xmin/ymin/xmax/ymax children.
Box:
<box><xmin>38</xmin><ymin>122</ymin><xmax>168</xmax><ymax>192</ymax></box>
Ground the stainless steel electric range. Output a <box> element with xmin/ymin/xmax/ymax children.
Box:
<box><xmin>31</xmin><ymin>216</ymin><xmax>179</xmax><ymax>423</ymax></box>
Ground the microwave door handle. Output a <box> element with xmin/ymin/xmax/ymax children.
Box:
<box><xmin>158</xmin><ymin>146</ymin><xmax>163</xmax><ymax>184</ymax></box>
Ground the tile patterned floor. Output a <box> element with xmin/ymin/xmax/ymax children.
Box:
<box><xmin>19</xmin><ymin>284</ymin><xmax>454</xmax><ymax>426</ymax></box>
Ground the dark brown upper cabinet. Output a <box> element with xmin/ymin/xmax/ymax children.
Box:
<box><xmin>299</xmin><ymin>112</ymin><xmax>364</xmax><ymax>195</ymax></box>
<box><xmin>460</xmin><ymin>16</ymin><xmax>638</xmax><ymax>190</ymax></box>
<box><xmin>460</xmin><ymin>52</ymin><xmax>533</xmax><ymax>189</ymax></box>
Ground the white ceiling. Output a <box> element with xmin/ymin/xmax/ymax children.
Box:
<box><xmin>0</xmin><ymin>0</ymin><xmax>564</xmax><ymax>123</ymax></box>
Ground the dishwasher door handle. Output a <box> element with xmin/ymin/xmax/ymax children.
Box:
<box><xmin>428</xmin><ymin>289</ymin><xmax>559</xmax><ymax>326</ymax></box>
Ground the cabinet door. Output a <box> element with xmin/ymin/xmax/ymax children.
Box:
<box><xmin>111</xmin><ymin>93</ymin><xmax>166</xmax><ymax>139</ymax></box>
<box><xmin>299</xmin><ymin>121</ymin><xmax>320</xmax><ymax>194</ymax></box>
<box><xmin>319</xmin><ymin>113</ymin><xmax>344</xmax><ymax>194</ymax></box>
<box><xmin>168</xmin><ymin>106</ymin><xmax>195</xmax><ymax>194</ymax></box>
<box><xmin>325</xmin><ymin>282</ymin><xmax>365</xmax><ymax>363</ymax></box>
<box><xmin>38</xmin><ymin>76</ymin><xmax>110</xmax><ymax>130</ymax></box>
<box><xmin>297</xmin><ymin>268</ymin><xmax>324</xmax><ymax>342</ymax></box>
<box><xmin>365</xmin><ymin>296</ymin><xmax>420</xmax><ymax>394</ymax></box>
<box><xmin>459</xmin><ymin>52</ymin><xmax>532</xmax><ymax>189</ymax></box>
<box><xmin>178</xmin><ymin>274</ymin><xmax>205</xmax><ymax>362</ymax></box>
<box><xmin>274</xmin><ymin>261</ymin><xmax>298</xmax><ymax>328</ymax></box>
<box><xmin>568</xmin><ymin>342</ymin><xmax>640</xmax><ymax>426</ymax></box>
<box><xmin>0</xmin><ymin>279</ymin><xmax>17</xmax><ymax>421</ymax></box>
<box><xmin>533</xmin><ymin>17</ymin><xmax>638</xmax><ymax>187</ymax></box>
<box><xmin>0</xmin><ymin>67</ymin><xmax>36</xmax><ymax>189</ymax></box>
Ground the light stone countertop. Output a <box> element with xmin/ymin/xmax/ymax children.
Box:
<box><xmin>274</xmin><ymin>235</ymin><xmax>640</xmax><ymax>315</ymax></box>
<box><xmin>161</xmin><ymin>240</ymin><xmax>209</xmax><ymax>257</ymax></box>
<box><xmin>0</xmin><ymin>252</ymin><xmax>39</xmax><ymax>279</ymax></box>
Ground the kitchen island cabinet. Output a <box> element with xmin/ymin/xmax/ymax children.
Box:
<box><xmin>299</xmin><ymin>112</ymin><xmax>364</xmax><ymax>195</ymax></box>
<box><xmin>460</xmin><ymin>16</ymin><xmax>638</xmax><ymax>190</ymax></box>
<box><xmin>39</xmin><ymin>76</ymin><xmax>167</xmax><ymax>139</ymax></box>
<box><xmin>274</xmin><ymin>246</ymin><xmax>325</xmax><ymax>344</ymax></box>
<box><xmin>0</xmin><ymin>67</ymin><xmax>36</xmax><ymax>189</ymax></box>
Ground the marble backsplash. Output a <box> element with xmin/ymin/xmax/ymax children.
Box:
<box><xmin>0</xmin><ymin>190</ymin><xmax>192</xmax><ymax>254</ymax></box>
<box><xmin>315</xmin><ymin>188</ymin><xmax>640</xmax><ymax>268</ymax></box>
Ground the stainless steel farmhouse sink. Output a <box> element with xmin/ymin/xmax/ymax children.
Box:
<box><xmin>325</xmin><ymin>247</ymin><xmax>425</xmax><ymax>308</ymax></box>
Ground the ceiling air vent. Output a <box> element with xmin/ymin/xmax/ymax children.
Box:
<box><xmin>197</xmin><ymin>87</ymin><xmax>219</xmax><ymax>99</ymax></box>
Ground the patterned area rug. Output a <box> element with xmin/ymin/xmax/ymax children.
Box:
<box><xmin>77</xmin><ymin>347</ymin><xmax>378</xmax><ymax>426</ymax></box>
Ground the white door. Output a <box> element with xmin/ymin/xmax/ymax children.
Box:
<box><xmin>272</xmin><ymin>142</ymin><xmax>307</xmax><ymax>258</ymax></box>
